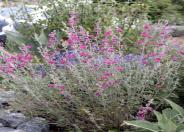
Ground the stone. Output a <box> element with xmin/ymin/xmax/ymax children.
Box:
<box><xmin>0</xmin><ymin>32</ymin><xmax>6</xmax><ymax>46</ymax></box>
<box><xmin>0</xmin><ymin>123</ymin><xmax>4</xmax><ymax>127</ymax></box>
<box><xmin>0</xmin><ymin>127</ymin><xmax>25</xmax><ymax>132</ymax></box>
<box><xmin>0</xmin><ymin>113</ymin><xmax>28</xmax><ymax>128</ymax></box>
<box><xmin>170</xmin><ymin>26</ymin><xmax>184</xmax><ymax>37</ymax></box>
<box><xmin>0</xmin><ymin>18</ymin><xmax>8</xmax><ymax>32</ymax></box>
<box><xmin>17</xmin><ymin>117</ymin><xmax>49</xmax><ymax>132</ymax></box>
<box><xmin>0</xmin><ymin>91</ymin><xmax>15</xmax><ymax>105</ymax></box>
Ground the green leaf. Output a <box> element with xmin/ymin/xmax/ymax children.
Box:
<box><xmin>176</xmin><ymin>124</ymin><xmax>184</xmax><ymax>132</ymax></box>
<box><xmin>154</xmin><ymin>111</ymin><xmax>177</xmax><ymax>132</ymax></box>
<box><xmin>34</xmin><ymin>30</ymin><xmax>48</xmax><ymax>45</ymax></box>
<box><xmin>162</xmin><ymin>108</ymin><xmax>178</xmax><ymax>120</ymax></box>
<box><xmin>165</xmin><ymin>99</ymin><xmax>184</xmax><ymax>116</ymax></box>
<box><xmin>124</xmin><ymin>120</ymin><xmax>160</xmax><ymax>132</ymax></box>
<box><xmin>5</xmin><ymin>31</ymin><xmax>28</xmax><ymax>45</ymax></box>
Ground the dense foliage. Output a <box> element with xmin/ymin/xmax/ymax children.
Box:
<box><xmin>1</xmin><ymin>15</ymin><xmax>184</xmax><ymax>130</ymax></box>
<box><xmin>1</xmin><ymin>0</ymin><xmax>184</xmax><ymax>131</ymax></box>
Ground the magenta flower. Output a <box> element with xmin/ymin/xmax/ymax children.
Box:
<box><xmin>79</xmin><ymin>51</ymin><xmax>89</xmax><ymax>57</ymax></box>
<box><xmin>79</xmin><ymin>44</ymin><xmax>87</xmax><ymax>50</ymax></box>
<box><xmin>48</xmin><ymin>31</ymin><xmax>58</xmax><ymax>48</ymax></box>
<box><xmin>104</xmin><ymin>29</ymin><xmax>112</xmax><ymax>37</ymax></box>
<box><xmin>48</xmin><ymin>84</ymin><xmax>57</xmax><ymax>88</ymax></box>
<box><xmin>115</xmin><ymin>66</ymin><xmax>124</xmax><ymax>72</ymax></box>
<box><xmin>154</xmin><ymin>58</ymin><xmax>161</xmax><ymax>63</ymax></box>
<box><xmin>104</xmin><ymin>59</ymin><xmax>116</xmax><ymax>66</ymax></box>
<box><xmin>116</xmin><ymin>27</ymin><xmax>123</xmax><ymax>33</ymax></box>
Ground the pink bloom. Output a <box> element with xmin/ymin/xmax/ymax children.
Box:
<box><xmin>95</xmin><ymin>92</ymin><xmax>101</xmax><ymax>97</ymax></box>
<box><xmin>5</xmin><ymin>57</ymin><xmax>15</xmax><ymax>63</ymax></box>
<box><xmin>48</xmin><ymin>31</ymin><xmax>58</xmax><ymax>48</ymax></box>
<box><xmin>79</xmin><ymin>52</ymin><xmax>89</xmax><ymax>57</ymax></box>
<box><xmin>180</xmin><ymin>50</ymin><xmax>184</xmax><ymax>55</ymax></box>
<box><xmin>48</xmin><ymin>84</ymin><xmax>56</xmax><ymax>88</ymax></box>
<box><xmin>107</xmin><ymin>47</ymin><xmax>115</xmax><ymax>52</ymax></box>
<box><xmin>104</xmin><ymin>59</ymin><xmax>116</xmax><ymax>66</ymax></box>
<box><xmin>58</xmin><ymin>86</ymin><xmax>65</xmax><ymax>90</ymax></box>
<box><xmin>48</xmin><ymin>60</ymin><xmax>56</xmax><ymax>64</ymax></box>
<box><xmin>79</xmin><ymin>44</ymin><xmax>87</xmax><ymax>50</ymax></box>
<box><xmin>172</xmin><ymin>56</ymin><xmax>177</xmax><ymax>61</ymax></box>
<box><xmin>143</xmin><ymin>23</ymin><xmax>152</xmax><ymax>30</ymax></box>
<box><xmin>154</xmin><ymin>58</ymin><xmax>161</xmax><ymax>63</ymax></box>
<box><xmin>68</xmin><ymin>12</ymin><xmax>79</xmax><ymax>27</ymax></box>
<box><xmin>22</xmin><ymin>45</ymin><xmax>32</xmax><ymax>50</ymax></box>
<box><xmin>159</xmin><ymin>52</ymin><xmax>165</xmax><ymax>58</ymax></box>
<box><xmin>104</xmin><ymin>29</ymin><xmax>112</xmax><ymax>37</ymax></box>
<box><xmin>116</xmin><ymin>27</ymin><xmax>123</xmax><ymax>32</ymax></box>
<box><xmin>60</xmin><ymin>58</ymin><xmax>67</xmax><ymax>64</ymax></box>
<box><xmin>141</xmin><ymin>31</ymin><xmax>152</xmax><ymax>38</ymax></box>
<box><xmin>116</xmin><ymin>66</ymin><xmax>124</xmax><ymax>72</ymax></box>
<box><xmin>148</xmin><ymin>52</ymin><xmax>157</xmax><ymax>57</ymax></box>
<box><xmin>66</xmin><ymin>53</ymin><xmax>76</xmax><ymax>59</ymax></box>
<box><xmin>100</xmin><ymin>71</ymin><xmax>113</xmax><ymax>80</ymax></box>
<box><xmin>137</xmin><ymin>40</ymin><xmax>144</xmax><ymax>45</ymax></box>
<box><xmin>60</xmin><ymin>91</ymin><xmax>65</xmax><ymax>95</ymax></box>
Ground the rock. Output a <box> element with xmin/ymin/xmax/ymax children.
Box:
<box><xmin>0</xmin><ymin>123</ymin><xmax>4</xmax><ymax>127</ymax></box>
<box><xmin>17</xmin><ymin>117</ymin><xmax>49</xmax><ymax>132</ymax></box>
<box><xmin>0</xmin><ymin>127</ymin><xmax>25</xmax><ymax>132</ymax></box>
<box><xmin>0</xmin><ymin>32</ymin><xmax>6</xmax><ymax>46</ymax></box>
<box><xmin>0</xmin><ymin>91</ymin><xmax>15</xmax><ymax>105</ymax></box>
<box><xmin>0</xmin><ymin>18</ymin><xmax>8</xmax><ymax>32</ymax></box>
<box><xmin>0</xmin><ymin>113</ymin><xmax>28</xmax><ymax>128</ymax></box>
<box><xmin>171</xmin><ymin>26</ymin><xmax>184</xmax><ymax>37</ymax></box>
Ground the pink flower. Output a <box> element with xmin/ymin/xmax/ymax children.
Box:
<box><xmin>48</xmin><ymin>60</ymin><xmax>56</xmax><ymax>64</ymax></box>
<box><xmin>60</xmin><ymin>58</ymin><xmax>67</xmax><ymax>64</ymax></box>
<box><xmin>107</xmin><ymin>47</ymin><xmax>115</xmax><ymax>52</ymax></box>
<box><xmin>66</xmin><ymin>53</ymin><xmax>76</xmax><ymax>59</ymax></box>
<box><xmin>59</xmin><ymin>91</ymin><xmax>65</xmax><ymax>95</ymax></box>
<box><xmin>143</xmin><ymin>23</ymin><xmax>152</xmax><ymax>30</ymax></box>
<box><xmin>148</xmin><ymin>52</ymin><xmax>157</xmax><ymax>57</ymax></box>
<box><xmin>137</xmin><ymin>40</ymin><xmax>144</xmax><ymax>45</ymax></box>
<box><xmin>116</xmin><ymin>27</ymin><xmax>123</xmax><ymax>32</ymax></box>
<box><xmin>180</xmin><ymin>50</ymin><xmax>184</xmax><ymax>55</ymax></box>
<box><xmin>100</xmin><ymin>71</ymin><xmax>113</xmax><ymax>80</ymax></box>
<box><xmin>154</xmin><ymin>58</ymin><xmax>161</xmax><ymax>63</ymax></box>
<box><xmin>104</xmin><ymin>29</ymin><xmax>112</xmax><ymax>37</ymax></box>
<box><xmin>48</xmin><ymin>84</ymin><xmax>56</xmax><ymax>88</ymax></box>
<box><xmin>79</xmin><ymin>52</ymin><xmax>89</xmax><ymax>57</ymax></box>
<box><xmin>172</xmin><ymin>56</ymin><xmax>177</xmax><ymax>61</ymax></box>
<box><xmin>141</xmin><ymin>31</ymin><xmax>152</xmax><ymax>38</ymax></box>
<box><xmin>104</xmin><ymin>59</ymin><xmax>116</xmax><ymax>66</ymax></box>
<box><xmin>116</xmin><ymin>66</ymin><xmax>124</xmax><ymax>72</ymax></box>
<box><xmin>95</xmin><ymin>91</ymin><xmax>101</xmax><ymax>97</ymax></box>
<box><xmin>58</xmin><ymin>86</ymin><xmax>65</xmax><ymax>90</ymax></box>
<box><xmin>68</xmin><ymin>12</ymin><xmax>79</xmax><ymax>27</ymax></box>
<box><xmin>79</xmin><ymin>45</ymin><xmax>87</xmax><ymax>50</ymax></box>
<box><xmin>48</xmin><ymin>31</ymin><xmax>58</xmax><ymax>48</ymax></box>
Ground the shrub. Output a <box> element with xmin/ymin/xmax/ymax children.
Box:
<box><xmin>0</xmin><ymin>17</ymin><xmax>183</xmax><ymax>130</ymax></box>
<box><xmin>6</xmin><ymin>0</ymin><xmax>147</xmax><ymax>54</ymax></box>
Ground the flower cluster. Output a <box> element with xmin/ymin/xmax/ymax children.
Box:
<box><xmin>0</xmin><ymin>45</ymin><xmax>32</xmax><ymax>74</ymax></box>
<box><xmin>136</xmin><ymin>99</ymin><xmax>153</xmax><ymax>120</ymax></box>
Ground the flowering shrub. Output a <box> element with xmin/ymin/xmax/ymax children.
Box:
<box><xmin>0</xmin><ymin>17</ymin><xmax>183</xmax><ymax>130</ymax></box>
